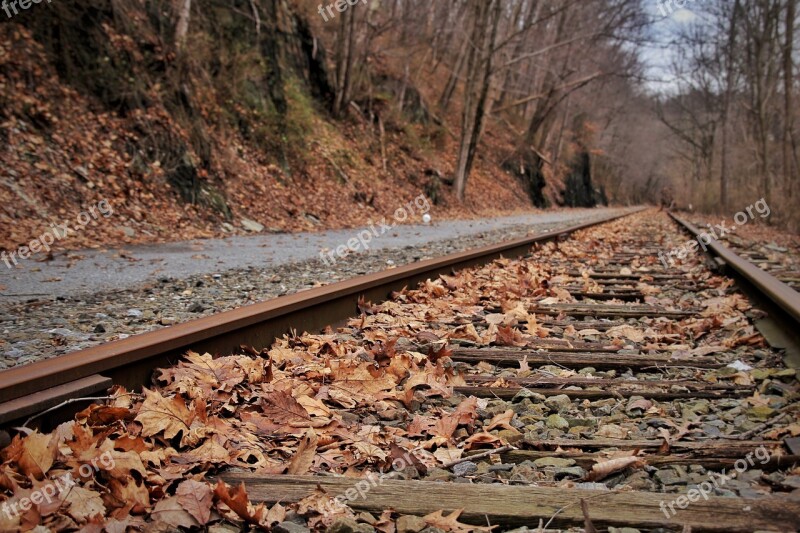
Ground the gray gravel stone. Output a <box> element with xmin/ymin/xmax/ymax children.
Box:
<box><xmin>546</xmin><ymin>414</ymin><xmax>569</xmax><ymax>429</ymax></box>
<box><xmin>544</xmin><ymin>394</ymin><xmax>572</xmax><ymax>413</ymax></box>
<box><xmin>452</xmin><ymin>461</ymin><xmax>478</xmax><ymax>477</ymax></box>
<box><xmin>554</xmin><ymin>466</ymin><xmax>586</xmax><ymax>479</ymax></box>
<box><xmin>533</xmin><ymin>457</ymin><xmax>576</xmax><ymax>468</ymax></box>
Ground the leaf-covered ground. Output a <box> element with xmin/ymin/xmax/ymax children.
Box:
<box><xmin>0</xmin><ymin>24</ymin><xmax>531</xmax><ymax>256</ymax></box>
<box><xmin>0</xmin><ymin>211</ymin><xmax>797</xmax><ymax>532</ymax></box>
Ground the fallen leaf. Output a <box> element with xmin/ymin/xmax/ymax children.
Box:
<box><xmin>150</xmin><ymin>496</ymin><xmax>199</xmax><ymax>529</ymax></box>
<box><xmin>176</xmin><ymin>479</ymin><xmax>213</xmax><ymax>525</ymax></box>
<box><xmin>424</xmin><ymin>509</ymin><xmax>495</xmax><ymax>533</ymax></box>
<box><xmin>605</xmin><ymin>325</ymin><xmax>645</xmax><ymax>343</ymax></box>
<box><xmin>585</xmin><ymin>456</ymin><xmax>645</xmax><ymax>481</ymax></box>
<box><xmin>213</xmin><ymin>481</ymin><xmax>262</xmax><ymax>525</ymax></box>
<box><xmin>17</xmin><ymin>432</ymin><xmax>56</xmax><ymax>480</ymax></box>
<box><xmin>65</xmin><ymin>486</ymin><xmax>106</xmax><ymax>522</ymax></box>
<box><xmin>287</xmin><ymin>430</ymin><xmax>318</xmax><ymax>475</ymax></box>
<box><xmin>134</xmin><ymin>388</ymin><xmax>193</xmax><ymax>442</ymax></box>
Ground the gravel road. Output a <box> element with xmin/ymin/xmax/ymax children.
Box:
<box><xmin>0</xmin><ymin>207</ymin><xmax>636</xmax><ymax>368</ymax></box>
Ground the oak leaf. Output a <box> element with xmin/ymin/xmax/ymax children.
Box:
<box><xmin>182</xmin><ymin>439</ymin><xmax>231</xmax><ymax>465</ymax></box>
<box><xmin>261</xmin><ymin>391</ymin><xmax>318</xmax><ymax>427</ymax></box>
<box><xmin>263</xmin><ymin>502</ymin><xmax>287</xmax><ymax>527</ymax></box>
<box><xmin>451</xmin><ymin>397</ymin><xmax>479</xmax><ymax>426</ymax></box>
<box><xmin>484</xmin><ymin>410</ymin><xmax>516</xmax><ymax>432</ymax></box>
<box><xmin>108</xmin><ymin>478</ymin><xmax>150</xmax><ymax>514</ymax></box>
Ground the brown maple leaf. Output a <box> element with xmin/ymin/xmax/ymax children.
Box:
<box><xmin>150</xmin><ymin>496</ymin><xmax>200</xmax><ymax>529</ymax></box>
<box><xmin>108</xmin><ymin>477</ymin><xmax>150</xmax><ymax>514</ymax></box>
<box><xmin>431</xmin><ymin>415</ymin><xmax>458</xmax><ymax>439</ymax></box>
<box><xmin>76</xmin><ymin>404</ymin><xmax>133</xmax><ymax>427</ymax></box>
<box><xmin>484</xmin><ymin>410</ymin><xmax>517</xmax><ymax>432</ymax></box>
<box><xmin>370</xmin><ymin>338</ymin><xmax>398</xmax><ymax>367</ymax></box>
<box><xmin>65</xmin><ymin>486</ymin><xmax>106</xmax><ymax>523</ymax></box>
<box><xmin>427</xmin><ymin>343</ymin><xmax>453</xmax><ymax>364</ymax></box>
<box><xmin>134</xmin><ymin>388</ymin><xmax>193</xmax><ymax>442</ymax></box>
<box><xmin>451</xmin><ymin>396</ymin><xmax>479</xmax><ymax>427</ymax></box>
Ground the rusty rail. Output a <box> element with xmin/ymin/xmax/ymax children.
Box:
<box><xmin>669</xmin><ymin>212</ymin><xmax>800</xmax><ymax>324</ymax></box>
<box><xmin>0</xmin><ymin>208</ymin><xmax>644</xmax><ymax>426</ymax></box>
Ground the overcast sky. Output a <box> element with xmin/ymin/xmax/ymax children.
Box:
<box><xmin>640</xmin><ymin>1</ymin><xmax>701</xmax><ymax>93</ymax></box>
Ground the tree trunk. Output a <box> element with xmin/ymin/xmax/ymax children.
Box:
<box><xmin>720</xmin><ymin>0</ymin><xmax>740</xmax><ymax>211</ymax></box>
<box><xmin>438</xmin><ymin>38</ymin><xmax>468</xmax><ymax>113</ymax></box>
<box><xmin>454</xmin><ymin>0</ymin><xmax>500</xmax><ymax>202</ymax></box>
<box><xmin>784</xmin><ymin>0</ymin><xmax>795</xmax><ymax>197</ymax></box>
<box><xmin>262</xmin><ymin>0</ymin><xmax>289</xmax><ymax>171</ymax></box>
<box><xmin>333</xmin><ymin>5</ymin><xmax>358</xmax><ymax>117</ymax></box>
<box><xmin>174</xmin><ymin>0</ymin><xmax>192</xmax><ymax>51</ymax></box>
<box><xmin>497</xmin><ymin>0</ymin><xmax>541</xmax><ymax>107</ymax></box>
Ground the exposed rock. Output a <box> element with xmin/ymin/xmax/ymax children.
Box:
<box><xmin>327</xmin><ymin>517</ymin><xmax>367</xmax><ymax>533</ymax></box>
<box><xmin>512</xmin><ymin>389</ymin><xmax>547</xmax><ymax>402</ymax></box>
<box><xmin>655</xmin><ymin>467</ymin><xmax>687</xmax><ymax>486</ymax></box>
<box><xmin>425</xmin><ymin>468</ymin><xmax>453</xmax><ymax>482</ymax></box>
<box><xmin>554</xmin><ymin>466</ymin><xmax>586</xmax><ymax>480</ymax></box>
<box><xmin>241</xmin><ymin>218</ymin><xmax>265</xmax><ymax>232</ymax></box>
<box><xmin>497</xmin><ymin>429</ymin><xmax>523</xmax><ymax>444</ymax></box>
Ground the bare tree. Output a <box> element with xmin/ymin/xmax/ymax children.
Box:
<box><xmin>175</xmin><ymin>0</ymin><xmax>192</xmax><ymax>51</ymax></box>
<box><xmin>453</xmin><ymin>0</ymin><xmax>501</xmax><ymax>201</ymax></box>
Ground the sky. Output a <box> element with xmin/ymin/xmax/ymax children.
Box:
<box><xmin>640</xmin><ymin>0</ymin><xmax>701</xmax><ymax>94</ymax></box>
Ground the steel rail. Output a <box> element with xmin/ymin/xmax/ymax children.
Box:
<box><xmin>0</xmin><ymin>208</ymin><xmax>644</xmax><ymax>426</ymax></box>
<box><xmin>669</xmin><ymin>212</ymin><xmax>800</xmax><ymax>324</ymax></box>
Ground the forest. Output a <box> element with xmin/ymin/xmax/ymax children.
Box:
<box><xmin>0</xmin><ymin>0</ymin><xmax>798</xmax><ymax>251</ymax></box>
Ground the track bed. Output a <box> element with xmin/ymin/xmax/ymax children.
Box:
<box><xmin>0</xmin><ymin>209</ymin><xmax>798</xmax><ymax>532</ymax></box>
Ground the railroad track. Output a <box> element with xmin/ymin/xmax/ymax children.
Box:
<box><xmin>680</xmin><ymin>215</ymin><xmax>800</xmax><ymax>293</ymax></box>
<box><xmin>0</xmin><ymin>207</ymin><xmax>799</xmax><ymax>532</ymax></box>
